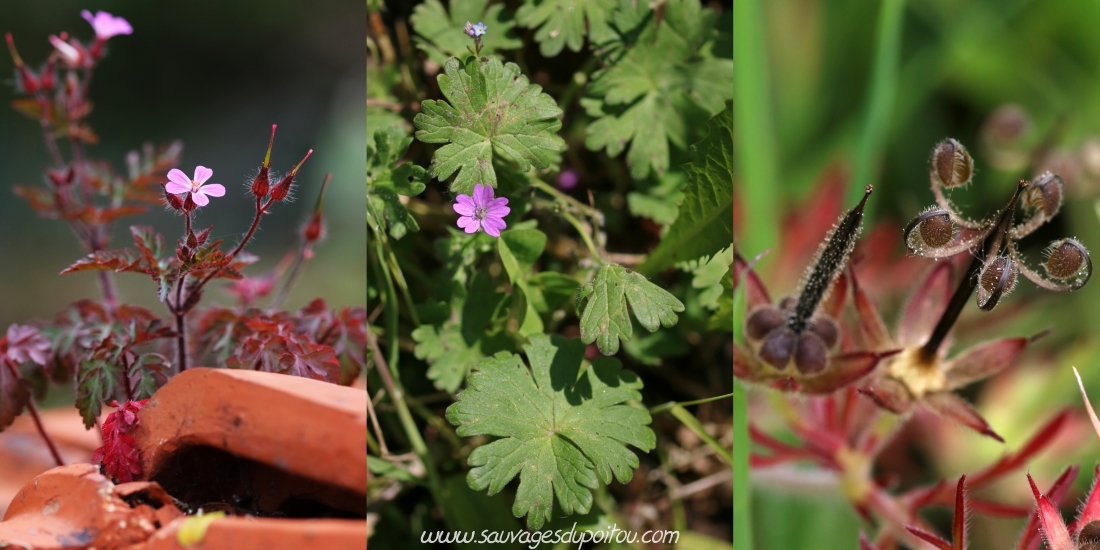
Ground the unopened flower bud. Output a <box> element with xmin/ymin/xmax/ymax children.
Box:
<box><xmin>930</xmin><ymin>138</ymin><xmax>974</xmax><ymax>189</ymax></box>
<box><xmin>1024</xmin><ymin>172</ymin><xmax>1064</xmax><ymax>218</ymax></box>
<box><xmin>47</xmin><ymin>165</ymin><xmax>75</xmax><ymax>186</ymax></box>
<box><xmin>302</xmin><ymin>173</ymin><xmax>330</xmax><ymax>244</ymax></box>
<box><xmin>271</xmin><ymin>149</ymin><xmax>313</xmax><ymax>202</ymax></box>
<box><xmin>163</xmin><ymin>186</ymin><xmax>183</xmax><ymax>211</ymax></box>
<box><xmin>251</xmin><ymin>125</ymin><xmax>277</xmax><ymax>197</ymax></box>
<box><xmin>6</xmin><ymin>34</ymin><xmax>39</xmax><ymax>94</ymax></box>
<box><xmin>39</xmin><ymin>59</ymin><xmax>56</xmax><ymax>91</ymax></box>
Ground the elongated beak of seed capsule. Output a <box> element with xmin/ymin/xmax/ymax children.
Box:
<box><xmin>270</xmin><ymin>149</ymin><xmax>313</xmax><ymax>202</ymax></box>
<box><xmin>250</xmin><ymin>125</ymin><xmax>278</xmax><ymax>198</ymax></box>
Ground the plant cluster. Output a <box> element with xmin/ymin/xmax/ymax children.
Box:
<box><xmin>368</xmin><ymin>0</ymin><xmax>732</xmax><ymax>543</ymax></box>
<box><xmin>1</xmin><ymin>10</ymin><xmax>366</xmax><ymax>482</ymax></box>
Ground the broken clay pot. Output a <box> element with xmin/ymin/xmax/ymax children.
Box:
<box><xmin>1</xmin><ymin>367</ymin><xmax>367</xmax><ymax>549</ymax></box>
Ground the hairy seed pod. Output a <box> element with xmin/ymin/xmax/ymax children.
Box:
<box><xmin>807</xmin><ymin>317</ymin><xmax>838</xmax><ymax>349</ymax></box>
<box><xmin>1024</xmin><ymin>171</ymin><xmax>1064</xmax><ymax>218</ymax></box>
<box><xmin>793</xmin><ymin>333</ymin><xmax>828</xmax><ymax>375</ymax></box>
<box><xmin>1044</xmin><ymin>239</ymin><xmax>1091</xmax><ymax>290</ymax></box>
<box><xmin>1078</xmin><ymin>521</ymin><xmax>1100</xmax><ymax>545</ymax></box>
<box><xmin>746</xmin><ymin>307</ymin><xmax>785</xmax><ymax>341</ymax></box>
<box><xmin>789</xmin><ymin>186</ymin><xmax>873</xmax><ymax>333</ymax></box>
<box><xmin>981</xmin><ymin>104</ymin><xmax>1030</xmax><ymax>148</ymax></box>
<box><xmin>758</xmin><ymin>328</ymin><xmax>796</xmax><ymax>371</ymax></box>
<box><xmin>930</xmin><ymin>138</ymin><xmax>974</xmax><ymax>189</ymax></box>
<box><xmin>977</xmin><ymin>256</ymin><xmax>1018</xmax><ymax>310</ymax></box>
<box><xmin>904</xmin><ymin>207</ymin><xmax>955</xmax><ymax>253</ymax></box>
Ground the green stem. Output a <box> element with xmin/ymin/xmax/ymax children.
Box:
<box><xmin>649</xmin><ymin>392</ymin><xmax>734</xmax><ymax>415</ymax></box>
<box><xmin>848</xmin><ymin>0</ymin><xmax>908</xmax><ymax>208</ymax></box>
<box><xmin>668</xmin><ymin>404</ymin><xmax>732</xmax><ymax>465</ymax></box>
<box><xmin>561</xmin><ymin>210</ymin><xmax>602</xmax><ymax>263</ymax></box>
<box><xmin>731</xmin><ymin>242</ymin><xmax>752</xmax><ymax>549</ymax></box>
<box><xmin>369</xmin><ymin>228</ymin><xmax>446</xmax><ymax>520</ymax></box>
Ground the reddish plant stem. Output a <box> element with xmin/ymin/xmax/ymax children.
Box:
<box><xmin>121</xmin><ymin>352</ymin><xmax>134</xmax><ymax>402</ymax></box>
<box><xmin>4</xmin><ymin>361</ymin><xmax>64</xmax><ymax>467</ymax></box>
<box><xmin>192</xmin><ymin>196</ymin><xmax>270</xmax><ymax>300</ymax></box>
<box><xmin>173</xmin><ymin>212</ymin><xmax>194</xmax><ymax>373</ymax></box>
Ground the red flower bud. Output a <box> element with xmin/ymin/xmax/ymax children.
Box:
<box><xmin>303</xmin><ymin>212</ymin><xmax>324</xmax><ymax>244</ymax></box>
<box><xmin>39</xmin><ymin>59</ymin><xmax>56</xmax><ymax>91</ymax></box>
<box><xmin>302</xmin><ymin>173</ymin><xmax>331</xmax><ymax>244</ymax></box>
<box><xmin>47</xmin><ymin>165</ymin><xmax>75</xmax><ymax>186</ymax></box>
<box><xmin>250</xmin><ymin>125</ymin><xmax>277</xmax><ymax>197</ymax></box>
<box><xmin>89</xmin><ymin>38</ymin><xmax>105</xmax><ymax>61</ymax></box>
<box><xmin>271</xmin><ymin>149</ymin><xmax>313</xmax><ymax>202</ymax></box>
<box><xmin>7</xmin><ymin>34</ymin><xmax>39</xmax><ymax>94</ymax></box>
<box><xmin>163</xmin><ymin>186</ymin><xmax>183</xmax><ymax>211</ymax></box>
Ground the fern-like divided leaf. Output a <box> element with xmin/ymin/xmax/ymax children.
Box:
<box><xmin>446</xmin><ymin>335</ymin><xmax>655</xmax><ymax>529</ymax></box>
<box><xmin>414</xmin><ymin>56</ymin><xmax>566</xmax><ymax>195</ymax></box>
<box><xmin>367</xmin><ymin>127</ymin><xmax>428</xmax><ymax>240</ymax></box>
<box><xmin>576</xmin><ymin>263</ymin><xmax>686</xmax><ymax>356</ymax></box>
<box><xmin>582</xmin><ymin>0</ymin><xmax>732</xmax><ymax>180</ymax></box>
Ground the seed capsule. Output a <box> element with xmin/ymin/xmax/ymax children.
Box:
<box><xmin>930</xmin><ymin>138</ymin><xmax>974</xmax><ymax>189</ymax></box>
<box><xmin>1078</xmin><ymin>520</ymin><xmax>1100</xmax><ymax>546</ymax></box>
<box><xmin>807</xmin><ymin>317</ymin><xmax>838</xmax><ymax>349</ymax></box>
<box><xmin>1024</xmin><ymin>171</ymin><xmax>1064</xmax><ymax>218</ymax></box>
<box><xmin>758</xmin><ymin>328</ymin><xmax>796</xmax><ymax>371</ymax></box>
<box><xmin>746</xmin><ymin>307</ymin><xmax>785</xmax><ymax>341</ymax></box>
<box><xmin>905</xmin><ymin>208</ymin><xmax>955</xmax><ymax>253</ymax></box>
<box><xmin>977</xmin><ymin>256</ymin><xmax>1018</xmax><ymax>310</ymax></box>
<box><xmin>1044</xmin><ymin>238</ymin><xmax>1089</xmax><ymax>280</ymax></box>
<box><xmin>981</xmin><ymin>104</ymin><xmax>1030</xmax><ymax>147</ymax></box>
<box><xmin>793</xmin><ymin>333</ymin><xmax>827</xmax><ymax>375</ymax></box>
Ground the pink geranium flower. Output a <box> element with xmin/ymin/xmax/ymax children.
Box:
<box><xmin>81</xmin><ymin>10</ymin><xmax>132</xmax><ymax>41</ymax></box>
<box><xmin>453</xmin><ymin>183</ymin><xmax>509</xmax><ymax>237</ymax></box>
<box><xmin>166</xmin><ymin>166</ymin><xmax>226</xmax><ymax>207</ymax></box>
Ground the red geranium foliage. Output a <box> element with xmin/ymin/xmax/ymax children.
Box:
<box><xmin>92</xmin><ymin>398</ymin><xmax>148</xmax><ymax>483</ymax></box>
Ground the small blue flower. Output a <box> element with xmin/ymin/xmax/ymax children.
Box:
<box><xmin>473</xmin><ymin>22</ymin><xmax>487</xmax><ymax>37</ymax></box>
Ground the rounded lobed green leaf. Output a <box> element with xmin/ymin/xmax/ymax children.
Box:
<box><xmin>414</xmin><ymin>56</ymin><xmax>566</xmax><ymax>195</ymax></box>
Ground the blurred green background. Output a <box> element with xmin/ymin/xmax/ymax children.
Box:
<box><xmin>0</xmin><ymin>1</ymin><xmax>365</xmax><ymax>331</ymax></box>
<box><xmin>739</xmin><ymin>0</ymin><xmax>1100</xmax><ymax>547</ymax></box>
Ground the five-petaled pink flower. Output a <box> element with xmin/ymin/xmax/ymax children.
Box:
<box><xmin>454</xmin><ymin>183</ymin><xmax>509</xmax><ymax>237</ymax></box>
<box><xmin>81</xmin><ymin>10</ymin><xmax>132</xmax><ymax>41</ymax></box>
<box><xmin>166</xmin><ymin>166</ymin><xmax>226</xmax><ymax>207</ymax></box>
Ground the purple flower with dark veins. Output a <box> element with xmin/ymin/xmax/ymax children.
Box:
<box><xmin>454</xmin><ymin>183</ymin><xmax>509</xmax><ymax>237</ymax></box>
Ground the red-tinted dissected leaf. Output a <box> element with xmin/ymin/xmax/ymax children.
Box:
<box><xmin>4</xmin><ymin>324</ymin><xmax>51</xmax><ymax>366</ymax></box>
<box><xmin>1027</xmin><ymin>473</ymin><xmax>1075</xmax><ymax>550</ymax></box>
<box><xmin>60</xmin><ymin>249</ymin><xmax>146</xmax><ymax>275</ymax></box>
<box><xmin>0</xmin><ymin>361</ymin><xmax>31</xmax><ymax>431</ymax></box>
<box><xmin>93</xmin><ymin>399</ymin><xmax>148</xmax><ymax>483</ymax></box>
<box><xmin>12</xmin><ymin>185</ymin><xmax>57</xmax><ymax>216</ymax></box>
<box><xmin>62</xmin><ymin>205</ymin><xmax>147</xmax><ymax>225</ymax></box>
<box><xmin>130</xmin><ymin>225</ymin><xmax>164</xmax><ymax>268</ymax></box>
